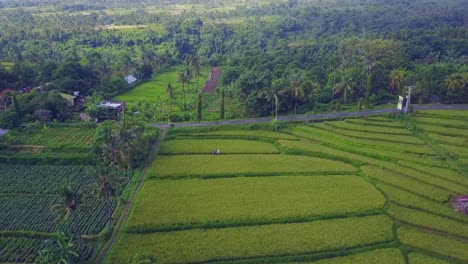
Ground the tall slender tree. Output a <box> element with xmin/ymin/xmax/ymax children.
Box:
<box><xmin>189</xmin><ymin>52</ymin><xmax>201</xmax><ymax>91</ymax></box>
<box><xmin>50</xmin><ymin>184</ymin><xmax>89</xmax><ymax>254</ymax></box>
<box><xmin>196</xmin><ymin>92</ymin><xmax>202</xmax><ymax>122</ymax></box>
<box><xmin>389</xmin><ymin>69</ymin><xmax>406</xmax><ymax>94</ymax></box>
<box><xmin>166</xmin><ymin>82</ymin><xmax>175</xmax><ymax>113</ymax></box>
<box><xmin>219</xmin><ymin>87</ymin><xmax>225</xmax><ymax>120</ymax></box>
<box><xmin>178</xmin><ymin>70</ymin><xmax>189</xmax><ymax>111</ymax></box>
<box><xmin>289</xmin><ymin>71</ymin><xmax>304</xmax><ymax>118</ymax></box>
<box><xmin>334</xmin><ymin>75</ymin><xmax>356</xmax><ymax>104</ymax></box>
<box><xmin>87</xmin><ymin>165</ymin><xmax>124</xmax><ymax>233</ymax></box>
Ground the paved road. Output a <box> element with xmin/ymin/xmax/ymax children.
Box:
<box><xmin>152</xmin><ymin>104</ymin><xmax>468</xmax><ymax>129</ymax></box>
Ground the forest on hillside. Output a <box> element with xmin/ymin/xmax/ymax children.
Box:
<box><xmin>0</xmin><ymin>0</ymin><xmax>466</xmax><ymax>124</ymax></box>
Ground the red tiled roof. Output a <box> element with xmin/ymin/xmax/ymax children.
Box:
<box><xmin>0</xmin><ymin>88</ymin><xmax>16</xmax><ymax>96</ymax></box>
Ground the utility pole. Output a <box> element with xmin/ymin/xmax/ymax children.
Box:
<box><xmin>404</xmin><ymin>86</ymin><xmax>413</xmax><ymax>115</ymax></box>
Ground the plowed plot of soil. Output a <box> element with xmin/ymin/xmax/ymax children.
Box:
<box><xmin>202</xmin><ymin>67</ymin><xmax>221</xmax><ymax>94</ymax></box>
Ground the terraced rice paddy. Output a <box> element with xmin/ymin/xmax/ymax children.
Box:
<box><xmin>107</xmin><ymin>111</ymin><xmax>468</xmax><ymax>264</ymax></box>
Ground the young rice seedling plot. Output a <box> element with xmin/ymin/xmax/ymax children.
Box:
<box><xmin>107</xmin><ymin>112</ymin><xmax>468</xmax><ymax>264</ymax></box>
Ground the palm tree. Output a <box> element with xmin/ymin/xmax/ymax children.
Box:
<box><xmin>445</xmin><ymin>73</ymin><xmax>466</xmax><ymax>93</ymax></box>
<box><xmin>166</xmin><ymin>82</ymin><xmax>175</xmax><ymax>113</ymax></box>
<box><xmin>288</xmin><ymin>71</ymin><xmax>304</xmax><ymax>118</ymax></box>
<box><xmin>113</xmin><ymin>117</ymin><xmax>143</xmax><ymax>169</ymax></box>
<box><xmin>265</xmin><ymin>80</ymin><xmax>284</xmax><ymax>119</ymax></box>
<box><xmin>334</xmin><ymin>75</ymin><xmax>356</xmax><ymax>105</ymax></box>
<box><xmin>50</xmin><ymin>184</ymin><xmax>89</xmax><ymax>254</ymax></box>
<box><xmin>178</xmin><ymin>70</ymin><xmax>189</xmax><ymax>111</ymax></box>
<box><xmin>388</xmin><ymin>69</ymin><xmax>405</xmax><ymax>94</ymax></box>
<box><xmin>189</xmin><ymin>52</ymin><xmax>201</xmax><ymax>91</ymax></box>
<box><xmin>361</xmin><ymin>53</ymin><xmax>380</xmax><ymax>106</ymax></box>
<box><xmin>87</xmin><ymin>165</ymin><xmax>124</xmax><ymax>232</ymax></box>
<box><xmin>307</xmin><ymin>81</ymin><xmax>321</xmax><ymax>113</ymax></box>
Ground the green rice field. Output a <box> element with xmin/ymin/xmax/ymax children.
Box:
<box><xmin>127</xmin><ymin>176</ymin><xmax>385</xmax><ymax>231</ymax></box>
<box><xmin>106</xmin><ymin>110</ymin><xmax>468</xmax><ymax>264</ymax></box>
<box><xmin>158</xmin><ymin>139</ymin><xmax>279</xmax><ymax>154</ymax></box>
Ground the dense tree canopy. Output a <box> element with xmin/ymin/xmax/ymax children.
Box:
<box><xmin>0</xmin><ymin>0</ymin><xmax>466</xmax><ymax>119</ymax></box>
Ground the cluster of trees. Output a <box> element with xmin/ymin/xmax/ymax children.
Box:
<box><xmin>37</xmin><ymin>116</ymin><xmax>153</xmax><ymax>263</ymax></box>
<box><xmin>0</xmin><ymin>0</ymin><xmax>466</xmax><ymax>120</ymax></box>
<box><xmin>40</xmin><ymin>165</ymin><xmax>127</xmax><ymax>264</ymax></box>
<box><xmin>92</xmin><ymin>116</ymin><xmax>157</xmax><ymax>169</ymax></box>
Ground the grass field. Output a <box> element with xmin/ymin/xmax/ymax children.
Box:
<box><xmin>114</xmin><ymin>65</ymin><xmax>209</xmax><ymax>107</ymax></box>
<box><xmin>107</xmin><ymin>111</ymin><xmax>468</xmax><ymax>264</ymax></box>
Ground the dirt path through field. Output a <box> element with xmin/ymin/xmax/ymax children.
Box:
<box><xmin>95</xmin><ymin>127</ymin><xmax>167</xmax><ymax>264</ymax></box>
<box><xmin>202</xmin><ymin>67</ymin><xmax>222</xmax><ymax>94</ymax></box>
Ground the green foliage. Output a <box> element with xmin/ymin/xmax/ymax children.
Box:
<box><xmin>0</xmin><ymin>110</ymin><xmax>20</xmax><ymax>129</ymax></box>
<box><xmin>159</xmin><ymin>139</ymin><xmax>279</xmax><ymax>154</ymax></box>
<box><xmin>106</xmin><ymin>215</ymin><xmax>394</xmax><ymax>264</ymax></box>
<box><xmin>149</xmin><ymin>154</ymin><xmax>357</xmax><ymax>178</ymax></box>
<box><xmin>35</xmin><ymin>230</ymin><xmax>79</xmax><ymax>264</ymax></box>
<box><xmin>92</xmin><ymin>117</ymin><xmax>146</xmax><ymax>169</ymax></box>
<box><xmin>0</xmin><ymin>236</ymin><xmax>94</xmax><ymax>263</ymax></box>
<box><xmin>127</xmin><ymin>176</ymin><xmax>385</xmax><ymax>231</ymax></box>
